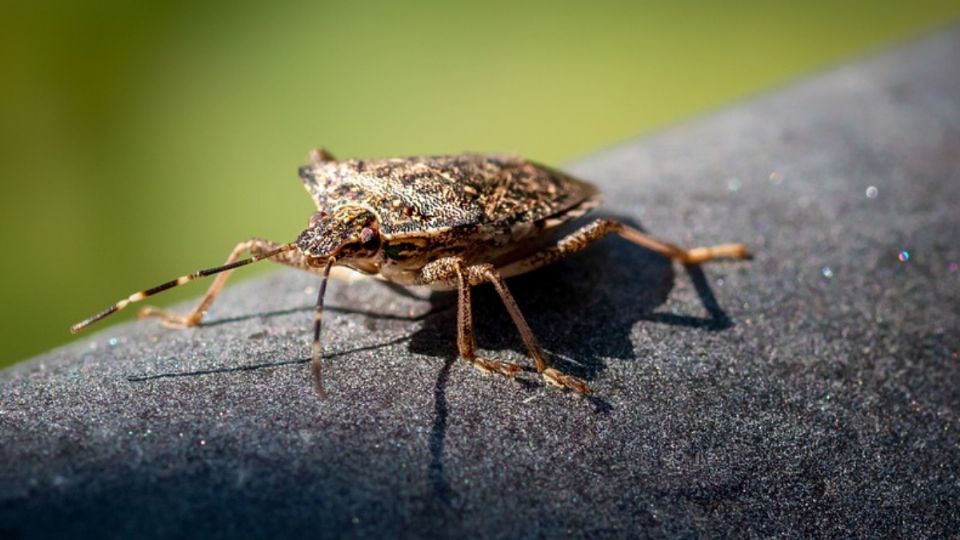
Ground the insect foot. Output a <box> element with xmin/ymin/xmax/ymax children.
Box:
<box><xmin>542</xmin><ymin>368</ymin><xmax>591</xmax><ymax>395</ymax></box>
<box><xmin>465</xmin><ymin>356</ymin><xmax>524</xmax><ymax>378</ymax></box>
<box><xmin>137</xmin><ymin>307</ymin><xmax>203</xmax><ymax>328</ymax></box>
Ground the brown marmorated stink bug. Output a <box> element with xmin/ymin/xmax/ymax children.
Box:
<box><xmin>72</xmin><ymin>149</ymin><xmax>750</xmax><ymax>396</ymax></box>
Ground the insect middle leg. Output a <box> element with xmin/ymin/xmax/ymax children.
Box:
<box><xmin>419</xmin><ymin>257</ymin><xmax>590</xmax><ymax>394</ymax></box>
<box><xmin>139</xmin><ymin>238</ymin><xmax>307</xmax><ymax>327</ymax></box>
<box><xmin>497</xmin><ymin>218</ymin><xmax>750</xmax><ymax>278</ymax></box>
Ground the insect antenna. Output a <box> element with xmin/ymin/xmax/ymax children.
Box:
<box><xmin>311</xmin><ymin>257</ymin><xmax>336</xmax><ymax>397</ymax></box>
<box><xmin>70</xmin><ymin>243</ymin><xmax>297</xmax><ymax>334</ymax></box>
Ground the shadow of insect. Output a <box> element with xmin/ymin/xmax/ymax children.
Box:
<box><xmin>407</xmin><ymin>214</ymin><xmax>735</xmax><ymax>509</ymax></box>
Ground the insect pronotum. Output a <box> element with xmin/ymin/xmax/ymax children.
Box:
<box><xmin>72</xmin><ymin>149</ymin><xmax>750</xmax><ymax>396</ymax></box>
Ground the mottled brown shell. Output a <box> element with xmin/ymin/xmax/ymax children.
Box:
<box><xmin>298</xmin><ymin>154</ymin><xmax>599</xmax><ymax>237</ymax></box>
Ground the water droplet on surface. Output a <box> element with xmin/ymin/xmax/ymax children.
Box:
<box><xmin>898</xmin><ymin>251</ymin><xmax>910</xmax><ymax>263</ymax></box>
<box><xmin>108</xmin><ymin>337</ymin><xmax>119</xmax><ymax>347</ymax></box>
<box><xmin>821</xmin><ymin>266</ymin><xmax>834</xmax><ymax>279</ymax></box>
<box><xmin>865</xmin><ymin>186</ymin><xmax>878</xmax><ymax>198</ymax></box>
<box><xmin>726</xmin><ymin>178</ymin><xmax>741</xmax><ymax>192</ymax></box>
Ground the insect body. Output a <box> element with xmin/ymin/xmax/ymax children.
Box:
<box><xmin>72</xmin><ymin>149</ymin><xmax>750</xmax><ymax>396</ymax></box>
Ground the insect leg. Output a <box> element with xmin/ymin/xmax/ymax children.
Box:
<box><xmin>71</xmin><ymin>240</ymin><xmax>296</xmax><ymax>333</ymax></box>
<box><xmin>417</xmin><ymin>258</ymin><xmax>588</xmax><ymax>394</ymax></box>
<box><xmin>497</xmin><ymin>219</ymin><xmax>750</xmax><ymax>278</ymax></box>
<box><xmin>473</xmin><ymin>264</ymin><xmax>590</xmax><ymax>394</ymax></box>
<box><xmin>451</xmin><ymin>259</ymin><xmax>524</xmax><ymax>378</ymax></box>
<box><xmin>616</xmin><ymin>222</ymin><xmax>750</xmax><ymax>263</ymax></box>
<box><xmin>417</xmin><ymin>258</ymin><xmax>525</xmax><ymax>380</ymax></box>
<box><xmin>137</xmin><ymin>238</ymin><xmax>300</xmax><ymax>328</ymax></box>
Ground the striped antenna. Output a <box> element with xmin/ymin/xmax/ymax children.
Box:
<box><xmin>311</xmin><ymin>257</ymin><xmax>336</xmax><ymax>397</ymax></box>
<box><xmin>70</xmin><ymin>243</ymin><xmax>297</xmax><ymax>334</ymax></box>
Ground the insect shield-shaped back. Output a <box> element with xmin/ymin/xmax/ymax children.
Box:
<box><xmin>297</xmin><ymin>206</ymin><xmax>382</xmax><ymax>266</ymax></box>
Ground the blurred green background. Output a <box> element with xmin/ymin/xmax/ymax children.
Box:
<box><xmin>2</xmin><ymin>1</ymin><xmax>959</xmax><ymax>367</ymax></box>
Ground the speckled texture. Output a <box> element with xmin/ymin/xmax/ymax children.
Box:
<box><xmin>2</xmin><ymin>29</ymin><xmax>959</xmax><ymax>540</ymax></box>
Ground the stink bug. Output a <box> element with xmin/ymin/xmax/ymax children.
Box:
<box><xmin>72</xmin><ymin>149</ymin><xmax>750</xmax><ymax>396</ymax></box>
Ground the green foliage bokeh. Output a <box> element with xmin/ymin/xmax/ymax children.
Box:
<box><xmin>2</xmin><ymin>0</ymin><xmax>958</xmax><ymax>367</ymax></box>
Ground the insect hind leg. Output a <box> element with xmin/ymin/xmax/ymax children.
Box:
<box><xmin>139</xmin><ymin>238</ymin><xmax>305</xmax><ymax>328</ymax></box>
<box><xmin>616</xmin><ymin>222</ymin><xmax>750</xmax><ymax>264</ymax></box>
<box><xmin>496</xmin><ymin>219</ymin><xmax>750</xmax><ymax>278</ymax></box>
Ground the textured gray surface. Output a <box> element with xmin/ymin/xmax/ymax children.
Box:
<box><xmin>3</xmin><ymin>29</ymin><xmax>960</xmax><ymax>539</ymax></box>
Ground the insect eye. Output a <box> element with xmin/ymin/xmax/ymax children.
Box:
<box><xmin>360</xmin><ymin>227</ymin><xmax>380</xmax><ymax>248</ymax></box>
<box><xmin>309</xmin><ymin>211</ymin><xmax>329</xmax><ymax>227</ymax></box>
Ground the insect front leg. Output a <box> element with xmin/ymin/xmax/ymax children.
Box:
<box><xmin>418</xmin><ymin>257</ymin><xmax>590</xmax><ymax>394</ymax></box>
<box><xmin>139</xmin><ymin>238</ymin><xmax>304</xmax><ymax>328</ymax></box>
<box><xmin>496</xmin><ymin>218</ymin><xmax>750</xmax><ymax>279</ymax></box>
